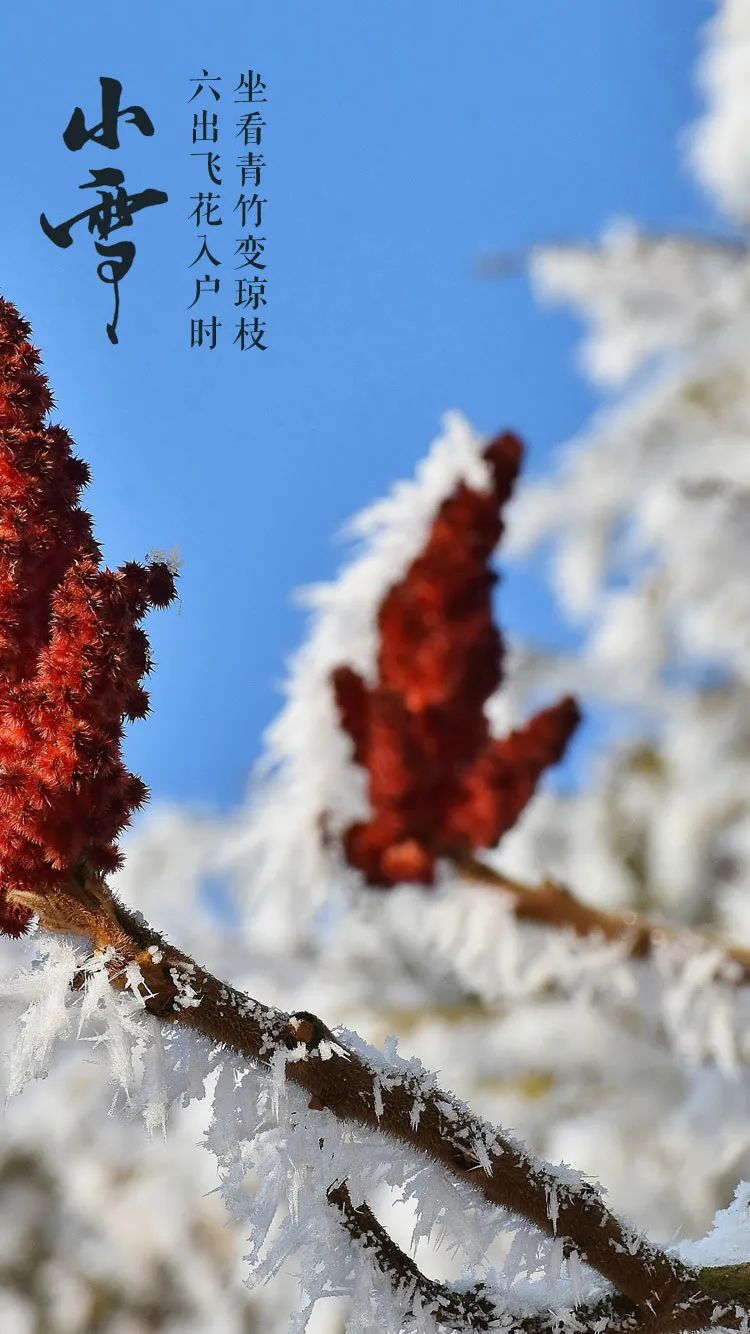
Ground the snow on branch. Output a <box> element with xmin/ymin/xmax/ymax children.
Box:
<box><xmin>326</xmin><ymin>1181</ymin><xmax>497</xmax><ymax>1332</ymax></box>
<box><xmin>3</xmin><ymin>876</ymin><xmax>750</xmax><ymax>1333</ymax></box>
<box><xmin>460</xmin><ymin>856</ymin><xmax>750</xmax><ymax>987</ymax></box>
<box><xmin>327</xmin><ymin>1180</ymin><xmax>750</xmax><ymax>1334</ymax></box>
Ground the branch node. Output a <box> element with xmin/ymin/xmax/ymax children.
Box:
<box><xmin>286</xmin><ymin>1010</ymin><xmax>335</xmax><ymax>1052</ymax></box>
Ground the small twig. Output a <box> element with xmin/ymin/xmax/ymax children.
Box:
<box><xmin>328</xmin><ymin>1180</ymin><xmax>496</xmax><ymax>1330</ymax></box>
<box><xmin>458</xmin><ymin>855</ymin><xmax>750</xmax><ymax>984</ymax></box>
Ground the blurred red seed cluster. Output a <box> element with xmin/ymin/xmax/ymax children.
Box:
<box><xmin>0</xmin><ymin>299</ymin><xmax>176</xmax><ymax>935</ymax></box>
<box><xmin>331</xmin><ymin>432</ymin><xmax>580</xmax><ymax>887</ymax></box>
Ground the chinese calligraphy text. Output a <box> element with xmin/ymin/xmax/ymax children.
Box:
<box><xmin>188</xmin><ymin>68</ymin><xmax>268</xmax><ymax>352</ymax></box>
<box><xmin>40</xmin><ymin>77</ymin><xmax>168</xmax><ymax>345</ymax></box>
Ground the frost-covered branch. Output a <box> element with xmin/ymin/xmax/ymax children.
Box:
<box><xmin>9</xmin><ymin>868</ymin><xmax>740</xmax><ymax>1330</ymax></box>
<box><xmin>328</xmin><ymin>1181</ymin><xmax>750</xmax><ymax>1334</ymax></box>
<box><xmin>327</xmin><ymin>1181</ymin><xmax>497</xmax><ymax>1331</ymax></box>
<box><xmin>460</xmin><ymin>857</ymin><xmax>750</xmax><ymax>985</ymax></box>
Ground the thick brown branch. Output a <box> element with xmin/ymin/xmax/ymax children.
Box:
<box><xmin>7</xmin><ymin>873</ymin><xmax>744</xmax><ymax>1329</ymax></box>
<box><xmin>328</xmin><ymin>1184</ymin><xmax>750</xmax><ymax>1334</ymax></box>
<box><xmin>459</xmin><ymin>856</ymin><xmax>750</xmax><ymax>984</ymax></box>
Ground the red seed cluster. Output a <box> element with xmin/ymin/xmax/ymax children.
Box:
<box><xmin>331</xmin><ymin>432</ymin><xmax>580</xmax><ymax>887</ymax></box>
<box><xmin>0</xmin><ymin>298</ymin><xmax>176</xmax><ymax>935</ymax></box>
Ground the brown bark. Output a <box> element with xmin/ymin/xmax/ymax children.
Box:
<box><xmin>7</xmin><ymin>870</ymin><xmax>734</xmax><ymax>1330</ymax></box>
<box><xmin>328</xmin><ymin>1182</ymin><xmax>750</xmax><ymax>1334</ymax></box>
<box><xmin>459</xmin><ymin>856</ymin><xmax>750</xmax><ymax>983</ymax></box>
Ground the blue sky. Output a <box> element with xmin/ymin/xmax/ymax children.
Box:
<box><xmin>1</xmin><ymin>0</ymin><xmax>723</xmax><ymax>812</ymax></box>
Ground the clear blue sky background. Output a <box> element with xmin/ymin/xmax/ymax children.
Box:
<box><xmin>0</xmin><ymin>1</ymin><xmax>725</xmax><ymax>813</ymax></box>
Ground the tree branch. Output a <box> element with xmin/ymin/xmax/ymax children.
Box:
<box><xmin>328</xmin><ymin>1183</ymin><xmax>750</xmax><ymax>1334</ymax></box>
<box><xmin>458</xmin><ymin>856</ymin><xmax>750</xmax><ymax>984</ymax></box>
<box><xmin>327</xmin><ymin>1180</ymin><xmax>497</xmax><ymax>1330</ymax></box>
<box><xmin>8</xmin><ymin>871</ymin><xmax>747</xmax><ymax>1330</ymax></box>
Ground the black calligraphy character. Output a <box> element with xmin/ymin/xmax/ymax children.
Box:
<box><xmin>233</xmin><ymin>193</ymin><xmax>265</xmax><ymax>229</ymax></box>
<box><xmin>193</xmin><ymin>111</ymin><xmax>219</xmax><ymax>144</ymax></box>
<box><xmin>189</xmin><ymin>192</ymin><xmax>222</xmax><ymax>227</ymax></box>
<box><xmin>234</xmin><ymin>277</ymin><xmax>266</xmax><ymax>310</ymax></box>
<box><xmin>40</xmin><ymin>168</ymin><xmax>167</xmax><ymax>344</ymax></box>
<box><xmin>191</xmin><ymin>151</ymin><xmax>222</xmax><ymax>185</ymax></box>
<box><xmin>234</xmin><ymin>236</ymin><xmax>266</xmax><ymax>270</ymax></box>
<box><xmin>188</xmin><ymin>70</ymin><xmax>222</xmax><ymax>102</ymax></box>
<box><xmin>234</xmin><ymin>71</ymin><xmax>267</xmax><ymax>103</ymax></box>
<box><xmin>63</xmin><ymin>76</ymin><xmax>154</xmax><ymax>151</ymax></box>
<box><xmin>234</xmin><ymin>315</ymin><xmax>267</xmax><ymax>350</ymax></box>
<box><xmin>190</xmin><ymin>316</ymin><xmax>221</xmax><ymax>349</ymax></box>
<box><xmin>235</xmin><ymin>112</ymin><xmax>265</xmax><ymax>147</ymax></box>
<box><xmin>188</xmin><ymin>273</ymin><xmax>221</xmax><ymax>308</ymax></box>
<box><xmin>191</xmin><ymin>234</ymin><xmax>221</xmax><ymax>267</ymax></box>
<box><xmin>236</xmin><ymin>153</ymin><xmax>265</xmax><ymax>188</ymax></box>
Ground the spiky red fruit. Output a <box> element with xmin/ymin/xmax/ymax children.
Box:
<box><xmin>0</xmin><ymin>298</ymin><xmax>176</xmax><ymax>934</ymax></box>
<box><xmin>331</xmin><ymin>432</ymin><xmax>580</xmax><ymax>887</ymax></box>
